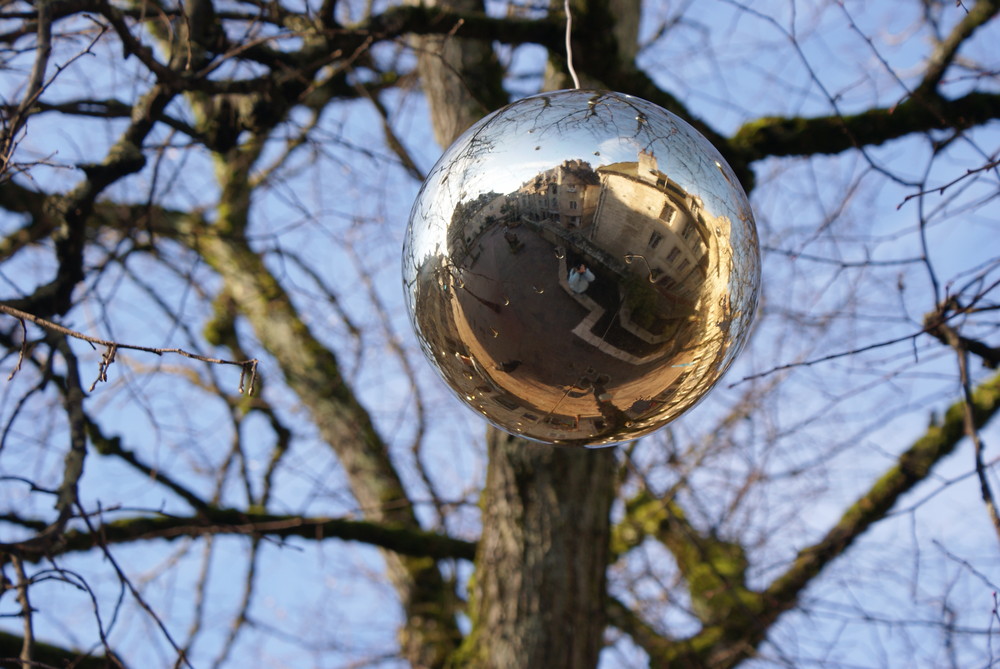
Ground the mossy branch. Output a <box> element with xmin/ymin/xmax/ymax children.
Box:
<box><xmin>915</xmin><ymin>0</ymin><xmax>999</xmax><ymax>98</ymax></box>
<box><xmin>730</xmin><ymin>91</ymin><xmax>1000</xmax><ymax>163</ymax></box>
<box><xmin>609</xmin><ymin>372</ymin><xmax>1000</xmax><ymax>668</ymax></box>
<box><xmin>613</xmin><ymin>490</ymin><xmax>757</xmax><ymax>627</ymax></box>
<box><xmin>765</xmin><ymin>371</ymin><xmax>1000</xmax><ymax>610</ymax></box>
<box><xmin>605</xmin><ymin>596</ymin><xmax>677</xmax><ymax>663</ymax></box>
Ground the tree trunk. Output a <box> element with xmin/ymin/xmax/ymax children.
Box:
<box><xmin>456</xmin><ymin>428</ymin><xmax>616</xmax><ymax>668</ymax></box>
<box><xmin>409</xmin><ymin>2</ymin><xmax>633</xmax><ymax>663</ymax></box>
<box><xmin>406</xmin><ymin>0</ymin><xmax>507</xmax><ymax>148</ymax></box>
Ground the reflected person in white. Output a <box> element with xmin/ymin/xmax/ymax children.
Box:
<box><xmin>568</xmin><ymin>264</ymin><xmax>595</xmax><ymax>293</ymax></box>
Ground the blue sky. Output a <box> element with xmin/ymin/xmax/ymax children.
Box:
<box><xmin>0</xmin><ymin>1</ymin><xmax>997</xmax><ymax>666</ymax></box>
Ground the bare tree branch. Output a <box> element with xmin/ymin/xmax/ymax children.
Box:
<box><xmin>761</xmin><ymin>371</ymin><xmax>1000</xmax><ymax>634</ymax></box>
<box><xmin>608</xmin><ymin>372</ymin><xmax>1000</xmax><ymax>668</ymax></box>
<box><xmin>938</xmin><ymin>325</ymin><xmax>1000</xmax><ymax>543</ymax></box>
<box><xmin>6</xmin><ymin>508</ymin><xmax>476</xmax><ymax>563</ymax></box>
<box><xmin>0</xmin><ymin>630</ymin><xmax>121</xmax><ymax>669</ymax></box>
<box><xmin>915</xmin><ymin>0</ymin><xmax>1000</xmax><ymax>98</ymax></box>
<box><xmin>0</xmin><ymin>303</ymin><xmax>259</xmax><ymax>394</ymax></box>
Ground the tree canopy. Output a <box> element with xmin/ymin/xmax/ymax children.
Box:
<box><xmin>0</xmin><ymin>0</ymin><xmax>998</xmax><ymax>667</ymax></box>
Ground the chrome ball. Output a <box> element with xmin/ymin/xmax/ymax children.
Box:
<box><xmin>403</xmin><ymin>90</ymin><xmax>760</xmax><ymax>446</ymax></box>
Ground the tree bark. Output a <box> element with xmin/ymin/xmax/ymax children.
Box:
<box><xmin>406</xmin><ymin>0</ymin><xmax>507</xmax><ymax>148</ymax></box>
<box><xmin>457</xmin><ymin>428</ymin><xmax>616</xmax><ymax>667</ymax></box>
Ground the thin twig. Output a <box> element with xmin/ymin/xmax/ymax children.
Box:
<box><xmin>7</xmin><ymin>317</ymin><xmax>26</xmax><ymax>381</ymax></box>
<box><xmin>897</xmin><ymin>158</ymin><xmax>1000</xmax><ymax>209</ymax></box>
<box><xmin>732</xmin><ymin>329</ymin><xmax>924</xmax><ymax>385</ymax></box>
<box><xmin>941</xmin><ymin>324</ymin><xmax>1000</xmax><ymax>545</ymax></box>
<box><xmin>12</xmin><ymin>555</ymin><xmax>33</xmax><ymax>669</ymax></box>
<box><xmin>1</xmin><ymin>12</ymin><xmax>109</xmax><ymax>181</ymax></box>
<box><xmin>761</xmin><ymin>246</ymin><xmax>925</xmax><ymax>268</ymax></box>
<box><xmin>237</xmin><ymin>359</ymin><xmax>258</xmax><ymax>396</ymax></box>
<box><xmin>0</xmin><ymin>0</ymin><xmax>52</xmax><ymax>181</ymax></box>
<box><xmin>0</xmin><ymin>303</ymin><xmax>258</xmax><ymax>394</ymax></box>
<box><xmin>736</xmin><ymin>295</ymin><xmax>999</xmax><ymax>385</ymax></box>
<box><xmin>76</xmin><ymin>502</ymin><xmax>193</xmax><ymax>669</ymax></box>
<box><xmin>352</xmin><ymin>78</ymin><xmax>425</xmax><ymax>181</ymax></box>
<box><xmin>90</xmin><ymin>343</ymin><xmax>117</xmax><ymax>391</ymax></box>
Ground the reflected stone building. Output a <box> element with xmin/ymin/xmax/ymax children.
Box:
<box><xmin>513</xmin><ymin>159</ymin><xmax>601</xmax><ymax>229</ymax></box>
<box><xmin>408</xmin><ymin>142</ymin><xmax>749</xmax><ymax>445</ymax></box>
<box><xmin>594</xmin><ymin>151</ymin><xmax>713</xmax><ymax>303</ymax></box>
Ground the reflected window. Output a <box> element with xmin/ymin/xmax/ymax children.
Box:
<box><xmin>678</xmin><ymin>259</ymin><xmax>690</xmax><ymax>272</ymax></box>
<box><xmin>682</xmin><ymin>221</ymin><xmax>696</xmax><ymax>241</ymax></box>
<box><xmin>495</xmin><ymin>396</ymin><xmax>519</xmax><ymax>410</ymax></box>
<box><xmin>657</xmin><ymin>276</ymin><xmax>676</xmax><ymax>289</ymax></box>
<box><xmin>569</xmin><ymin>200</ymin><xmax>578</xmax><ymax>210</ymax></box>
<box><xmin>544</xmin><ymin>415</ymin><xmax>577</xmax><ymax>428</ymax></box>
<box><xmin>667</xmin><ymin>247</ymin><xmax>680</xmax><ymax>263</ymax></box>
<box><xmin>648</xmin><ymin>231</ymin><xmax>663</xmax><ymax>249</ymax></box>
<box><xmin>650</xmin><ymin>268</ymin><xmax>663</xmax><ymax>280</ymax></box>
<box><xmin>549</xmin><ymin>184</ymin><xmax>558</xmax><ymax>194</ymax></box>
<box><xmin>660</xmin><ymin>203</ymin><xmax>675</xmax><ymax>222</ymax></box>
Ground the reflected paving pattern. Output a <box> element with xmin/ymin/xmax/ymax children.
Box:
<box><xmin>403</xmin><ymin>90</ymin><xmax>760</xmax><ymax>447</ymax></box>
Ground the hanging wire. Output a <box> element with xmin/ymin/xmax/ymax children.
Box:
<box><xmin>564</xmin><ymin>0</ymin><xmax>581</xmax><ymax>89</ymax></box>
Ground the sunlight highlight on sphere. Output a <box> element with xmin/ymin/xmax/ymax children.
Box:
<box><xmin>403</xmin><ymin>90</ymin><xmax>760</xmax><ymax>447</ymax></box>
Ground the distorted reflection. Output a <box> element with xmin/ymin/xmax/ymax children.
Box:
<box><xmin>403</xmin><ymin>90</ymin><xmax>760</xmax><ymax>446</ymax></box>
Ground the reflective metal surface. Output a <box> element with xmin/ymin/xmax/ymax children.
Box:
<box><xmin>403</xmin><ymin>90</ymin><xmax>760</xmax><ymax>447</ymax></box>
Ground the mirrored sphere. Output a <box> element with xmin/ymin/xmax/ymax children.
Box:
<box><xmin>403</xmin><ymin>90</ymin><xmax>760</xmax><ymax>447</ymax></box>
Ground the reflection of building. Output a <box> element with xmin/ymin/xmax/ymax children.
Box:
<box><xmin>415</xmin><ymin>149</ymin><xmax>741</xmax><ymax>445</ymax></box>
<box><xmin>446</xmin><ymin>160</ymin><xmax>604</xmax><ymax>267</ymax></box>
<box><xmin>513</xmin><ymin>159</ymin><xmax>600</xmax><ymax>228</ymax></box>
<box><xmin>593</xmin><ymin>151</ymin><xmax>714</xmax><ymax>304</ymax></box>
<box><xmin>447</xmin><ymin>191</ymin><xmax>506</xmax><ymax>263</ymax></box>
